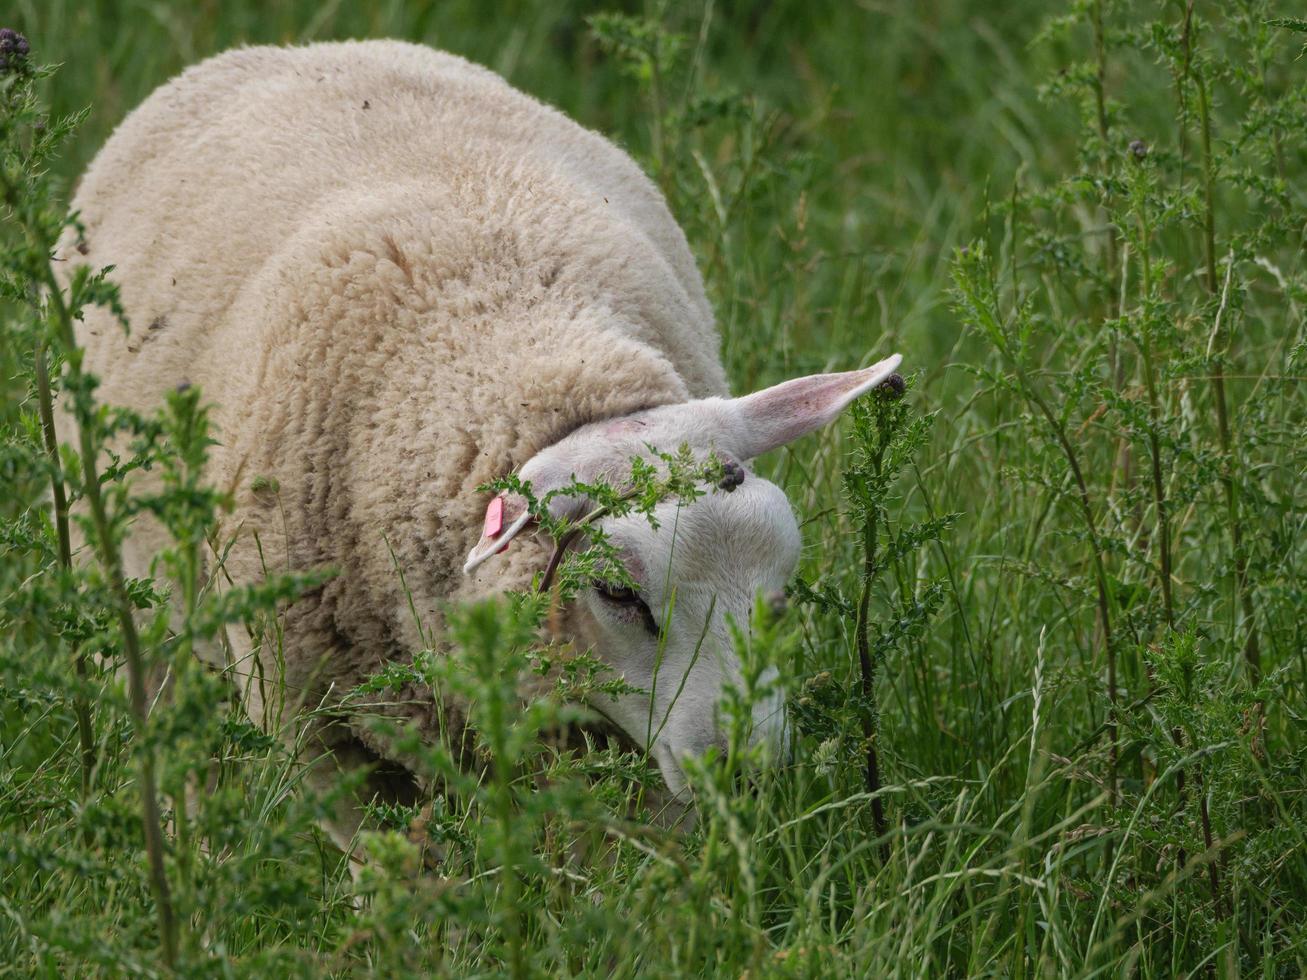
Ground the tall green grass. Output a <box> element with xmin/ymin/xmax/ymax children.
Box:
<box><xmin>2</xmin><ymin>0</ymin><xmax>1305</xmax><ymax>975</ymax></box>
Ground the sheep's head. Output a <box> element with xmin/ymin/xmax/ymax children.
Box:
<box><xmin>464</xmin><ymin>354</ymin><xmax>902</xmax><ymax>796</ymax></box>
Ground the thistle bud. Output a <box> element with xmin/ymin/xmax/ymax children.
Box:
<box><xmin>717</xmin><ymin>458</ymin><xmax>746</xmax><ymax>492</ymax></box>
<box><xmin>0</xmin><ymin>28</ymin><xmax>29</xmax><ymax>71</ymax></box>
<box><xmin>877</xmin><ymin>373</ymin><xmax>907</xmax><ymax>399</ymax></box>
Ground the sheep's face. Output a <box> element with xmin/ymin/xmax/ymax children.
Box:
<box><xmin>568</xmin><ymin>475</ymin><xmax>800</xmax><ymax>794</ymax></box>
<box><xmin>465</xmin><ymin>354</ymin><xmax>902</xmax><ymax>796</ymax></box>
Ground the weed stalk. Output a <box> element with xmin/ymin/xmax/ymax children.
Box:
<box><xmin>33</xmin><ymin>339</ymin><xmax>95</xmax><ymax>801</ymax></box>
<box><xmin>854</xmin><ymin>433</ymin><xmax>889</xmax><ymax>855</ymax></box>
<box><xmin>1130</xmin><ymin>178</ymin><xmax>1187</xmax><ymax>830</ymax></box>
<box><xmin>954</xmin><ymin>243</ymin><xmax>1120</xmax><ymax>800</ymax></box>
<box><xmin>1194</xmin><ymin>65</ymin><xmax>1260</xmax><ymax>683</ymax></box>
<box><xmin>28</xmin><ymin>226</ymin><xmax>179</xmax><ymax>971</ymax></box>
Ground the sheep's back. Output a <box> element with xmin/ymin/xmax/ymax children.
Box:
<box><xmin>65</xmin><ymin>40</ymin><xmax>723</xmax><ymax>416</ymax></box>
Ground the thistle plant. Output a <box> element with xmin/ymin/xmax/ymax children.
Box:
<box><xmin>846</xmin><ymin>378</ymin><xmax>949</xmax><ymax>848</ymax></box>
<box><xmin>0</xmin><ymin>35</ymin><xmax>182</xmax><ymax>965</ymax></box>
<box><xmin>1</xmin><ymin>38</ymin><xmax>326</xmax><ymax>972</ymax></box>
<box><xmin>954</xmin><ymin>0</ymin><xmax>1306</xmax><ymax>957</ymax></box>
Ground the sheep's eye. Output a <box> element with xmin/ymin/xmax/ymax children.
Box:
<box><xmin>594</xmin><ymin>582</ymin><xmax>659</xmax><ymax>635</ymax></box>
<box><xmin>595</xmin><ymin>582</ymin><xmax>641</xmax><ymax>605</ymax></box>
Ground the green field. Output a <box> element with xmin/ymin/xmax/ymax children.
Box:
<box><xmin>2</xmin><ymin>0</ymin><xmax>1305</xmax><ymax>975</ymax></box>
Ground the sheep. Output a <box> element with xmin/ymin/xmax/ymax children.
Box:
<box><xmin>59</xmin><ymin>40</ymin><xmax>902</xmax><ymax>847</ymax></box>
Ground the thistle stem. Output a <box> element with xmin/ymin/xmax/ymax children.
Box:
<box><xmin>1194</xmin><ymin>31</ymin><xmax>1259</xmax><ymax>683</ymax></box>
<box><xmin>34</xmin><ymin>340</ymin><xmax>95</xmax><ymax>803</ymax></box>
<box><xmin>1091</xmin><ymin>0</ymin><xmax>1120</xmax><ymax>321</ymax></box>
<box><xmin>34</xmin><ymin>250</ymin><xmax>179</xmax><ymax>971</ymax></box>
<box><xmin>853</xmin><ymin>457</ymin><xmax>888</xmax><ymax>857</ymax></box>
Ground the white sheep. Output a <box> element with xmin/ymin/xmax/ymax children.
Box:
<box><xmin>60</xmin><ymin>40</ymin><xmax>902</xmax><ymax>845</ymax></box>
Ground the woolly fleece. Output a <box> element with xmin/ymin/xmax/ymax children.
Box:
<box><xmin>59</xmin><ymin>41</ymin><xmax>728</xmax><ymax>818</ymax></box>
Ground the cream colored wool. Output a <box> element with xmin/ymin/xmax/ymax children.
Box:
<box><xmin>61</xmin><ymin>40</ymin><xmax>908</xmax><ymax>848</ymax></box>
<box><xmin>59</xmin><ymin>40</ymin><xmax>730</xmax><ymax>829</ymax></box>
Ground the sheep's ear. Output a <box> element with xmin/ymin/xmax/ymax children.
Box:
<box><xmin>726</xmin><ymin>354</ymin><xmax>902</xmax><ymax>460</ymax></box>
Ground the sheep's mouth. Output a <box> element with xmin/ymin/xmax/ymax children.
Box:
<box><xmin>334</xmin><ymin>715</ymin><xmax>647</xmax><ymax>814</ymax></box>
<box><xmin>334</xmin><ymin>730</ymin><xmax>424</xmax><ymax>811</ymax></box>
<box><xmin>539</xmin><ymin>712</ymin><xmax>645</xmax><ymax>758</ymax></box>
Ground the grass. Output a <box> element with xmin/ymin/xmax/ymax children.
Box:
<box><xmin>2</xmin><ymin>0</ymin><xmax>1305</xmax><ymax>975</ymax></box>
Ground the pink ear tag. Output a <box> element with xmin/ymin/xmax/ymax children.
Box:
<box><xmin>483</xmin><ymin>495</ymin><xmax>504</xmax><ymax>537</ymax></box>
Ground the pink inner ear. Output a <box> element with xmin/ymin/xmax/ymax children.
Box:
<box><xmin>731</xmin><ymin>354</ymin><xmax>902</xmax><ymax>459</ymax></box>
<box><xmin>752</xmin><ymin>376</ymin><xmax>855</xmax><ymax>442</ymax></box>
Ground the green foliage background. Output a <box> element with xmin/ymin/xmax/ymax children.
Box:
<box><xmin>2</xmin><ymin>0</ymin><xmax>1304</xmax><ymax>975</ymax></box>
